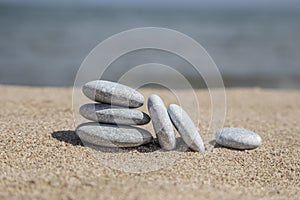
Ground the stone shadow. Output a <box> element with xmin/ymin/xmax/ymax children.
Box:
<box><xmin>51</xmin><ymin>131</ymin><xmax>193</xmax><ymax>153</ymax></box>
<box><xmin>51</xmin><ymin>130</ymin><xmax>83</xmax><ymax>146</ymax></box>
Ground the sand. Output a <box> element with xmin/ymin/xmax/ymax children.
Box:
<box><xmin>0</xmin><ymin>85</ymin><xmax>299</xmax><ymax>199</ymax></box>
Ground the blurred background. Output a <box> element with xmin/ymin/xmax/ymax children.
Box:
<box><xmin>0</xmin><ymin>0</ymin><xmax>299</xmax><ymax>88</ymax></box>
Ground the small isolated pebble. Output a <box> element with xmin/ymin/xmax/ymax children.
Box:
<box><xmin>147</xmin><ymin>95</ymin><xmax>176</xmax><ymax>150</ymax></box>
<box><xmin>80</xmin><ymin>103</ymin><xmax>150</xmax><ymax>125</ymax></box>
<box><xmin>215</xmin><ymin>127</ymin><xmax>262</xmax><ymax>150</ymax></box>
<box><xmin>82</xmin><ymin>80</ymin><xmax>144</xmax><ymax>108</ymax></box>
<box><xmin>76</xmin><ymin>122</ymin><xmax>153</xmax><ymax>147</ymax></box>
<box><xmin>168</xmin><ymin>104</ymin><xmax>205</xmax><ymax>152</ymax></box>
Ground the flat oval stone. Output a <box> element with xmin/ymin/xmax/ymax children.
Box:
<box><xmin>215</xmin><ymin>128</ymin><xmax>262</xmax><ymax>150</ymax></box>
<box><xmin>76</xmin><ymin>123</ymin><xmax>153</xmax><ymax>147</ymax></box>
<box><xmin>148</xmin><ymin>95</ymin><xmax>176</xmax><ymax>150</ymax></box>
<box><xmin>80</xmin><ymin>103</ymin><xmax>150</xmax><ymax>125</ymax></box>
<box><xmin>82</xmin><ymin>80</ymin><xmax>144</xmax><ymax>108</ymax></box>
<box><xmin>168</xmin><ymin>104</ymin><xmax>205</xmax><ymax>152</ymax></box>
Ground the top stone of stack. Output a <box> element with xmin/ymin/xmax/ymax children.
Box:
<box><xmin>82</xmin><ymin>80</ymin><xmax>144</xmax><ymax>108</ymax></box>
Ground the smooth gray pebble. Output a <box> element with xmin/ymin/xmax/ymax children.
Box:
<box><xmin>215</xmin><ymin>127</ymin><xmax>262</xmax><ymax>150</ymax></box>
<box><xmin>148</xmin><ymin>95</ymin><xmax>176</xmax><ymax>150</ymax></box>
<box><xmin>76</xmin><ymin>122</ymin><xmax>153</xmax><ymax>148</ymax></box>
<box><xmin>82</xmin><ymin>80</ymin><xmax>144</xmax><ymax>108</ymax></box>
<box><xmin>80</xmin><ymin>103</ymin><xmax>150</xmax><ymax>125</ymax></box>
<box><xmin>168</xmin><ymin>104</ymin><xmax>205</xmax><ymax>152</ymax></box>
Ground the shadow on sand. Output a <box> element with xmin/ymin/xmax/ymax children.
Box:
<box><xmin>51</xmin><ymin>131</ymin><xmax>193</xmax><ymax>153</ymax></box>
<box><xmin>51</xmin><ymin>130</ymin><xmax>83</xmax><ymax>146</ymax></box>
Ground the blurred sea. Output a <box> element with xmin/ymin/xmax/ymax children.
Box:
<box><xmin>0</xmin><ymin>4</ymin><xmax>300</xmax><ymax>88</ymax></box>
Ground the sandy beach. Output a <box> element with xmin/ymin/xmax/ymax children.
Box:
<box><xmin>0</xmin><ymin>85</ymin><xmax>299</xmax><ymax>199</ymax></box>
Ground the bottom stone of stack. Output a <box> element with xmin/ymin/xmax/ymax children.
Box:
<box><xmin>76</xmin><ymin>122</ymin><xmax>153</xmax><ymax>148</ymax></box>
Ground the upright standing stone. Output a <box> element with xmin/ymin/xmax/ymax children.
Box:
<box><xmin>168</xmin><ymin>104</ymin><xmax>205</xmax><ymax>152</ymax></box>
<box><xmin>147</xmin><ymin>95</ymin><xmax>176</xmax><ymax>150</ymax></box>
<box><xmin>82</xmin><ymin>80</ymin><xmax>144</xmax><ymax>108</ymax></box>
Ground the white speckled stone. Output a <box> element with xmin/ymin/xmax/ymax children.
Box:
<box><xmin>168</xmin><ymin>104</ymin><xmax>205</xmax><ymax>152</ymax></box>
<box><xmin>76</xmin><ymin>123</ymin><xmax>153</xmax><ymax>147</ymax></box>
<box><xmin>215</xmin><ymin>128</ymin><xmax>262</xmax><ymax>150</ymax></box>
<box><xmin>80</xmin><ymin>103</ymin><xmax>150</xmax><ymax>125</ymax></box>
<box><xmin>82</xmin><ymin>80</ymin><xmax>144</xmax><ymax>108</ymax></box>
<box><xmin>147</xmin><ymin>95</ymin><xmax>176</xmax><ymax>150</ymax></box>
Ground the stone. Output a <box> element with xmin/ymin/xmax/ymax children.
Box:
<box><xmin>80</xmin><ymin>103</ymin><xmax>150</xmax><ymax>125</ymax></box>
<box><xmin>167</xmin><ymin>104</ymin><xmax>205</xmax><ymax>152</ymax></box>
<box><xmin>215</xmin><ymin>127</ymin><xmax>262</xmax><ymax>150</ymax></box>
<box><xmin>76</xmin><ymin>122</ymin><xmax>153</xmax><ymax>148</ymax></box>
<box><xmin>147</xmin><ymin>95</ymin><xmax>176</xmax><ymax>150</ymax></box>
<box><xmin>82</xmin><ymin>80</ymin><xmax>144</xmax><ymax>108</ymax></box>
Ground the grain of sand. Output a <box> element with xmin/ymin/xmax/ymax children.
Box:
<box><xmin>0</xmin><ymin>85</ymin><xmax>299</xmax><ymax>199</ymax></box>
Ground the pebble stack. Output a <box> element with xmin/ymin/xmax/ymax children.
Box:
<box><xmin>76</xmin><ymin>80</ymin><xmax>153</xmax><ymax>148</ymax></box>
<box><xmin>75</xmin><ymin>80</ymin><xmax>262</xmax><ymax>152</ymax></box>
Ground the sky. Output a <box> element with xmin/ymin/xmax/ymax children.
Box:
<box><xmin>1</xmin><ymin>0</ymin><xmax>300</xmax><ymax>9</ymax></box>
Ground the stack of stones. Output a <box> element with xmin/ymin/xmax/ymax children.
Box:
<box><xmin>76</xmin><ymin>80</ymin><xmax>262</xmax><ymax>151</ymax></box>
<box><xmin>76</xmin><ymin>80</ymin><xmax>153</xmax><ymax>148</ymax></box>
